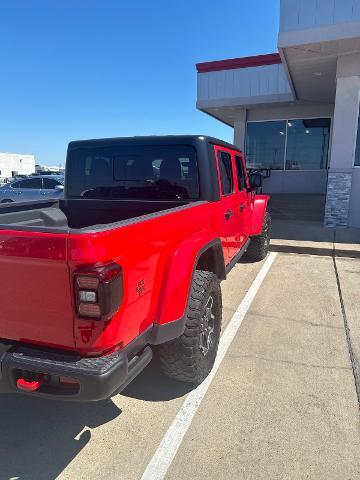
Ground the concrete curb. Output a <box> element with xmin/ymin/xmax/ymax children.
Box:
<box><xmin>270</xmin><ymin>240</ymin><xmax>360</xmax><ymax>259</ymax></box>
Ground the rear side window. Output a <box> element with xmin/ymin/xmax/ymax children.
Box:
<box><xmin>42</xmin><ymin>178</ymin><xmax>62</xmax><ymax>189</ymax></box>
<box><xmin>66</xmin><ymin>145</ymin><xmax>199</xmax><ymax>200</ymax></box>
<box><xmin>235</xmin><ymin>155</ymin><xmax>246</xmax><ymax>190</ymax></box>
<box><xmin>217</xmin><ymin>151</ymin><xmax>233</xmax><ymax>196</ymax></box>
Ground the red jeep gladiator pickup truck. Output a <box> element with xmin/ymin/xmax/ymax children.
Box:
<box><xmin>0</xmin><ymin>135</ymin><xmax>270</xmax><ymax>401</ymax></box>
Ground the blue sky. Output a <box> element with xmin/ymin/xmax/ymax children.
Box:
<box><xmin>0</xmin><ymin>1</ymin><xmax>279</xmax><ymax>166</ymax></box>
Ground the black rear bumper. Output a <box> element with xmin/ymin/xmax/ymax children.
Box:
<box><xmin>0</xmin><ymin>317</ymin><xmax>186</xmax><ymax>401</ymax></box>
<box><xmin>0</xmin><ymin>342</ymin><xmax>152</xmax><ymax>402</ymax></box>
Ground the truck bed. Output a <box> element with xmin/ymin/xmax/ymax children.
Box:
<box><xmin>0</xmin><ymin>198</ymin><xmax>210</xmax><ymax>352</ymax></box>
<box><xmin>0</xmin><ymin>198</ymin><xmax>195</xmax><ymax>232</ymax></box>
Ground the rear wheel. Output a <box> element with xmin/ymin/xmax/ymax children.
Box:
<box><xmin>246</xmin><ymin>212</ymin><xmax>271</xmax><ymax>261</ymax></box>
<box><xmin>157</xmin><ymin>270</ymin><xmax>222</xmax><ymax>384</ymax></box>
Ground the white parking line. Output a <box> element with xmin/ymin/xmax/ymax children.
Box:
<box><xmin>141</xmin><ymin>252</ymin><xmax>278</xmax><ymax>480</ymax></box>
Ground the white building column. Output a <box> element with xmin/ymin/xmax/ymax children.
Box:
<box><xmin>233</xmin><ymin>109</ymin><xmax>247</xmax><ymax>151</ymax></box>
<box><xmin>324</xmin><ymin>55</ymin><xmax>360</xmax><ymax>227</ymax></box>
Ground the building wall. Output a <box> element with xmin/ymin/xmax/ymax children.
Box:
<box><xmin>197</xmin><ymin>63</ymin><xmax>293</xmax><ymax>109</ymax></box>
<box><xmin>280</xmin><ymin>0</ymin><xmax>360</xmax><ymax>32</ymax></box>
<box><xmin>348</xmin><ymin>168</ymin><xmax>360</xmax><ymax>227</ymax></box>
<box><xmin>0</xmin><ymin>153</ymin><xmax>35</xmax><ymax>178</ymax></box>
<box><xmin>324</xmin><ymin>54</ymin><xmax>360</xmax><ymax>227</ymax></box>
<box><xmin>262</xmin><ymin>170</ymin><xmax>328</xmax><ymax>194</ymax></box>
<box><xmin>246</xmin><ymin>103</ymin><xmax>334</xmax><ymax>122</ymax></box>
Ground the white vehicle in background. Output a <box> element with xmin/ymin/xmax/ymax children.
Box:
<box><xmin>35</xmin><ymin>164</ymin><xmax>64</xmax><ymax>175</ymax></box>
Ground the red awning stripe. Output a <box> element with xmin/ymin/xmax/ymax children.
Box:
<box><xmin>196</xmin><ymin>53</ymin><xmax>281</xmax><ymax>73</ymax></box>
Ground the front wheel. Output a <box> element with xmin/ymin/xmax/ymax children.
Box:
<box><xmin>157</xmin><ymin>270</ymin><xmax>222</xmax><ymax>384</ymax></box>
<box><xmin>246</xmin><ymin>212</ymin><xmax>271</xmax><ymax>261</ymax></box>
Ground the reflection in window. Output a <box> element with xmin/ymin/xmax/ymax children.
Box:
<box><xmin>355</xmin><ymin>114</ymin><xmax>360</xmax><ymax>167</ymax></box>
<box><xmin>235</xmin><ymin>155</ymin><xmax>246</xmax><ymax>190</ymax></box>
<box><xmin>246</xmin><ymin>118</ymin><xmax>331</xmax><ymax>171</ymax></box>
<box><xmin>285</xmin><ymin>119</ymin><xmax>330</xmax><ymax>170</ymax></box>
<box><xmin>246</xmin><ymin>121</ymin><xmax>286</xmax><ymax>170</ymax></box>
<box><xmin>217</xmin><ymin>151</ymin><xmax>233</xmax><ymax>195</ymax></box>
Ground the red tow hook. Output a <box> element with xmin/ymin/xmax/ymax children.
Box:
<box><xmin>17</xmin><ymin>378</ymin><xmax>42</xmax><ymax>392</ymax></box>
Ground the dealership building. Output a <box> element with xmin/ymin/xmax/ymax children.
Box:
<box><xmin>0</xmin><ymin>152</ymin><xmax>35</xmax><ymax>180</ymax></box>
<box><xmin>196</xmin><ymin>0</ymin><xmax>360</xmax><ymax>228</ymax></box>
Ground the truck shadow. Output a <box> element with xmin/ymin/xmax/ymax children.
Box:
<box><xmin>122</xmin><ymin>359</ymin><xmax>195</xmax><ymax>401</ymax></box>
<box><xmin>0</xmin><ymin>393</ymin><xmax>120</xmax><ymax>480</ymax></box>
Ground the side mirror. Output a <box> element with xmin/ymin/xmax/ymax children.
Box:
<box><xmin>249</xmin><ymin>173</ymin><xmax>262</xmax><ymax>189</ymax></box>
<box><xmin>55</xmin><ymin>184</ymin><xmax>64</xmax><ymax>192</ymax></box>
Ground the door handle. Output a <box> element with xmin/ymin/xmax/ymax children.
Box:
<box><xmin>240</xmin><ymin>204</ymin><xmax>245</xmax><ymax>211</ymax></box>
<box><xmin>224</xmin><ymin>210</ymin><xmax>233</xmax><ymax>221</ymax></box>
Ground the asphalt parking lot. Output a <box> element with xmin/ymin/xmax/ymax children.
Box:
<box><xmin>1</xmin><ymin>250</ymin><xmax>359</xmax><ymax>480</ymax></box>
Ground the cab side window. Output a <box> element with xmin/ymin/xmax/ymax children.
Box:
<box><xmin>235</xmin><ymin>155</ymin><xmax>247</xmax><ymax>191</ymax></box>
<box><xmin>217</xmin><ymin>151</ymin><xmax>233</xmax><ymax>196</ymax></box>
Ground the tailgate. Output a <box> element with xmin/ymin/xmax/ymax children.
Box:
<box><xmin>0</xmin><ymin>230</ymin><xmax>75</xmax><ymax>349</ymax></box>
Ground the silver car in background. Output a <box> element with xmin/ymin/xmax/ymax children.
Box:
<box><xmin>0</xmin><ymin>175</ymin><xmax>64</xmax><ymax>203</ymax></box>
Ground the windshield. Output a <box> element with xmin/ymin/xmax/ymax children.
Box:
<box><xmin>66</xmin><ymin>145</ymin><xmax>199</xmax><ymax>200</ymax></box>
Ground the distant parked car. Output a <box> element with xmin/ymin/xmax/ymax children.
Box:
<box><xmin>0</xmin><ymin>175</ymin><xmax>64</xmax><ymax>203</ymax></box>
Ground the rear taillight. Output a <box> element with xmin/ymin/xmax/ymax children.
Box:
<box><xmin>74</xmin><ymin>263</ymin><xmax>123</xmax><ymax>320</ymax></box>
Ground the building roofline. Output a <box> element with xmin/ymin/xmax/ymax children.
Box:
<box><xmin>0</xmin><ymin>152</ymin><xmax>35</xmax><ymax>157</ymax></box>
<box><xmin>196</xmin><ymin>53</ymin><xmax>281</xmax><ymax>73</ymax></box>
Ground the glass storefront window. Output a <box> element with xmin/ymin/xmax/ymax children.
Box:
<box><xmin>285</xmin><ymin>119</ymin><xmax>330</xmax><ymax>170</ymax></box>
<box><xmin>245</xmin><ymin>118</ymin><xmax>331</xmax><ymax>171</ymax></box>
<box><xmin>355</xmin><ymin>114</ymin><xmax>360</xmax><ymax>167</ymax></box>
<box><xmin>245</xmin><ymin>121</ymin><xmax>286</xmax><ymax>170</ymax></box>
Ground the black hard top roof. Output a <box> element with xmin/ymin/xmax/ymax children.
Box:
<box><xmin>68</xmin><ymin>135</ymin><xmax>242</xmax><ymax>153</ymax></box>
